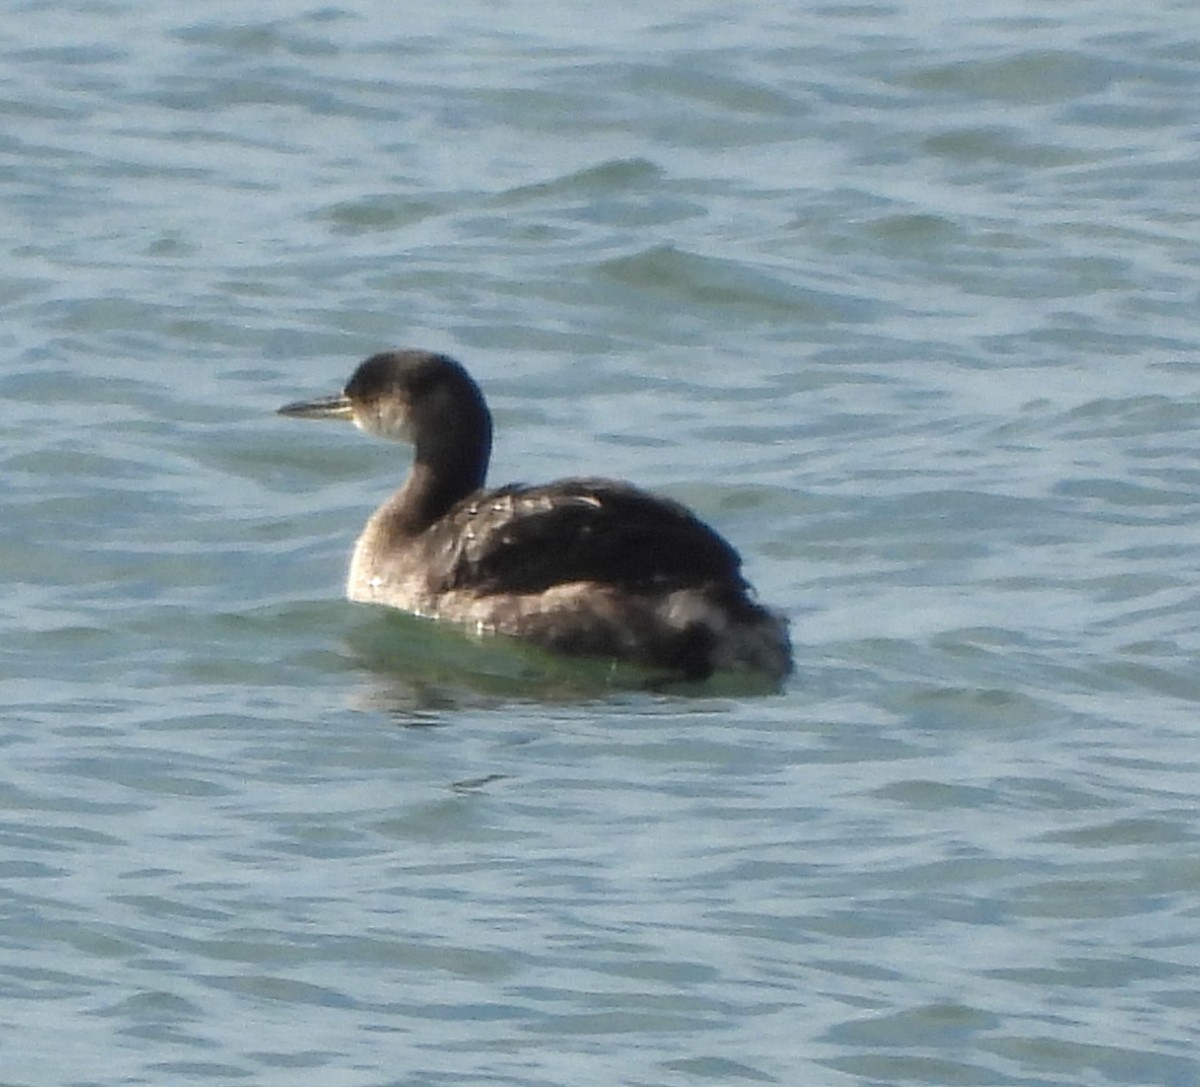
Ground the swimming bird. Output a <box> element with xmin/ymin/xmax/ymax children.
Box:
<box><xmin>278</xmin><ymin>350</ymin><xmax>791</xmax><ymax>682</ymax></box>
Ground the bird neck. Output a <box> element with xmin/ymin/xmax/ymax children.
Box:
<box><xmin>389</xmin><ymin>443</ymin><xmax>488</xmax><ymax>536</ymax></box>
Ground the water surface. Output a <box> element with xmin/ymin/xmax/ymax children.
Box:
<box><xmin>3</xmin><ymin>1</ymin><xmax>1200</xmax><ymax>1084</ymax></box>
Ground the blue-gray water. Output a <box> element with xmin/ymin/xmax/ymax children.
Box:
<box><xmin>4</xmin><ymin>1</ymin><xmax>1200</xmax><ymax>1084</ymax></box>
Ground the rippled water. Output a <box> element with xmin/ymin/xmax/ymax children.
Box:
<box><xmin>4</xmin><ymin>1</ymin><xmax>1200</xmax><ymax>1084</ymax></box>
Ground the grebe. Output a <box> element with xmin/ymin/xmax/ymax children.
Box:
<box><xmin>279</xmin><ymin>350</ymin><xmax>791</xmax><ymax>682</ymax></box>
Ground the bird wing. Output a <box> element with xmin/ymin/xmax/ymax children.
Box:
<box><xmin>432</xmin><ymin>478</ymin><xmax>745</xmax><ymax>595</ymax></box>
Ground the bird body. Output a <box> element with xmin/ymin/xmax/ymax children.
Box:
<box><xmin>280</xmin><ymin>351</ymin><xmax>791</xmax><ymax>682</ymax></box>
